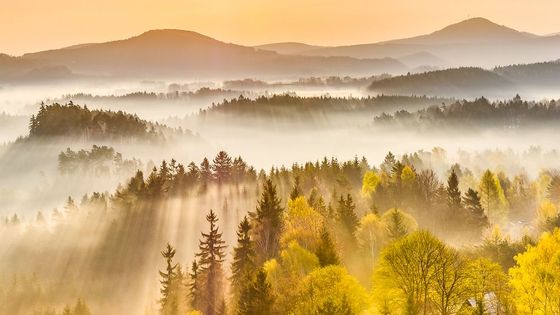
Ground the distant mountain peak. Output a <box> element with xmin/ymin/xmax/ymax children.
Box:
<box><xmin>132</xmin><ymin>29</ymin><xmax>217</xmax><ymax>42</ymax></box>
<box><xmin>428</xmin><ymin>17</ymin><xmax>537</xmax><ymax>42</ymax></box>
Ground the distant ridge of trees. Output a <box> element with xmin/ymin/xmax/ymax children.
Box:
<box><xmin>368</xmin><ymin>60</ymin><xmax>560</xmax><ymax>97</ymax></box>
<box><xmin>27</xmin><ymin>102</ymin><xmax>170</xmax><ymax>142</ymax></box>
<box><xmin>195</xmin><ymin>94</ymin><xmax>450</xmax><ymax>127</ymax></box>
<box><xmin>374</xmin><ymin>95</ymin><xmax>560</xmax><ymax>129</ymax></box>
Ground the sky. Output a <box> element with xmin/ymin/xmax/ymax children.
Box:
<box><xmin>2</xmin><ymin>0</ymin><xmax>560</xmax><ymax>56</ymax></box>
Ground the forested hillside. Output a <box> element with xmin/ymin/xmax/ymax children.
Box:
<box><xmin>3</xmin><ymin>147</ymin><xmax>560</xmax><ymax>314</ymax></box>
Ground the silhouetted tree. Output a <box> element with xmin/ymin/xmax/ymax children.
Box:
<box><xmin>252</xmin><ymin>179</ymin><xmax>283</xmax><ymax>263</ymax></box>
<box><xmin>196</xmin><ymin>210</ymin><xmax>227</xmax><ymax>315</ymax></box>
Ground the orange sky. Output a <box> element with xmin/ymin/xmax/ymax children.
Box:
<box><xmin>2</xmin><ymin>0</ymin><xmax>560</xmax><ymax>56</ymax></box>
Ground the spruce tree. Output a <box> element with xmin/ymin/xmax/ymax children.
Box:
<box><xmin>231</xmin><ymin>216</ymin><xmax>255</xmax><ymax>296</ymax></box>
<box><xmin>387</xmin><ymin>209</ymin><xmax>408</xmax><ymax>240</ymax></box>
<box><xmin>446</xmin><ymin>169</ymin><xmax>462</xmax><ymax>210</ymax></box>
<box><xmin>463</xmin><ymin>188</ymin><xmax>488</xmax><ymax>228</ymax></box>
<box><xmin>188</xmin><ymin>260</ymin><xmax>200</xmax><ymax>310</ymax></box>
<box><xmin>212</xmin><ymin>151</ymin><xmax>233</xmax><ymax>184</ymax></box>
<box><xmin>196</xmin><ymin>210</ymin><xmax>227</xmax><ymax>315</ymax></box>
<box><xmin>159</xmin><ymin>243</ymin><xmax>178</xmax><ymax>315</ymax></box>
<box><xmin>252</xmin><ymin>179</ymin><xmax>283</xmax><ymax>263</ymax></box>
<box><xmin>200</xmin><ymin>158</ymin><xmax>213</xmax><ymax>190</ymax></box>
<box><xmin>336</xmin><ymin>194</ymin><xmax>359</xmax><ymax>235</ymax></box>
<box><xmin>289</xmin><ymin>176</ymin><xmax>302</xmax><ymax>200</ymax></box>
<box><xmin>380</xmin><ymin>152</ymin><xmax>397</xmax><ymax>174</ymax></box>
<box><xmin>237</xmin><ymin>269</ymin><xmax>274</xmax><ymax>315</ymax></box>
<box><xmin>315</xmin><ymin>226</ymin><xmax>340</xmax><ymax>266</ymax></box>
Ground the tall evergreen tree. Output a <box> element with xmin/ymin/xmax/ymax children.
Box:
<box><xmin>231</xmin><ymin>216</ymin><xmax>255</xmax><ymax>296</ymax></box>
<box><xmin>336</xmin><ymin>194</ymin><xmax>359</xmax><ymax>235</ymax></box>
<box><xmin>237</xmin><ymin>269</ymin><xmax>274</xmax><ymax>315</ymax></box>
<box><xmin>212</xmin><ymin>151</ymin><xmax>233</xmax><ymax>184</ymax></box>
<box><xmin>159</xmin><ymin>243</ymin><xmax>179</xmax><ymax>315</ymax></box>
<box><xmin>380</xmin><ymin>152</ymin><xmax>397</xmax><ymax>174</ymax></box>
<box><xmin>463</xmin><ymin>188</ymin><xmax>488</xmax><ymax>228</ymax></box>
<box><xmin>200</xmin><ymin>158</ymin><xmax>213</xmax><ymax>190</ymax></box>
<box><xmin>196</xmin><ymin>210</ymin><xmax>227</xmax><ymax>315</ymax></box>
<box><xmin>446</xmin><ymin>169</ymin><xmax>462</xmax><ymax>210</ymax></box>
<box><xmin>188</xmin><ymin>260</ymin><xmax>200</xmax><ymax>310</ymax></box>
<box><xmin>252</xmin><ymin>179</ymin><xmax>284</xmax><ymax>263</ymax></box>
<box><xmin>315</xmin><ymin>226</ymin><xmax>340</xmax><ymax>267</ymax></box>
<box><xmin>289</xmin><ymin>176</ymin><xmax>302</xmax><ymax>200</ymax></box>
<box><xmin>387</xmin><ymin>208</ymin><xmax>408</xmax><ymax>240</ymax></box>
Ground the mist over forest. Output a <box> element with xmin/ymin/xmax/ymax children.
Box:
<box><xmin>3</xmin><ymin>11</ymin><xmax>560</xmax><ymax>315</ymax></box>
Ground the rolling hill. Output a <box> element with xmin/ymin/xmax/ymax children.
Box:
<box><xmin>368</xmin><ymin>59</ymin><xmax>560</xmax><ymax>98</ymax></box>
<box><xmin>262</xmin><ymin>18</ymin><xmax>560</xmax><ymax>68</ymax></box>
<box><xmin>18</xmin><ymin>30</ymin><xmax>406</xmax><ymax>80</ymax></box>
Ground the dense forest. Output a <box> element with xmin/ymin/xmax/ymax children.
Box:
<box><xmin>373</xmin><ymin>95</ymin><xmax>560</xmax><ymax>129</ymax></box>
<box><xmin>222</xmin><ymin>75</ymin><xmax>391</xmax><ymax>90</ymax></box>
<box><xmin>192</xmin><ymin>94</ymin><xmax>449</xmax><ymax>128</ymax></box>
<box><xmin>3</xmin><ymin>144</ymin><xmax>560</xmax><ymax>314</ymax></box>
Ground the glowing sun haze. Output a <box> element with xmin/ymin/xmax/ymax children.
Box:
<box><xmin>2</xmin><ymin>0</ymin><xmax>560</xmax><ymax>55</ymax></box>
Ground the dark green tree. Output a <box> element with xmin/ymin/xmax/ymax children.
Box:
<box><xmin>212</xmin><ymin>151</ymin><xmax>233</xmax><ymax>184</ymax></box>
<box><xmin>315</xmin><ymin>227</ymin><xmax>340</xmax><ymax>266</ymax></box>
<box><xmin>200</xmin><ymin>158</ymin><xmax>213</xmax><ymax>189</ymax></box>
<box><xmin>252</xmin><ymin>179</ymin><xmax>284</xmax><ymax>263</ymax></box>
<box><xmin>463</xmin><ymin>188</ymin><xmax>488</xmax><ymax>229</ymax></box>
<box><xmin>188</xmin><ymin>260</ymin><xmax>200</xmax><ymax>310</ymax></box>
<box><xmin>237</xmin><ymin>269</ymin><xmax>274</xmax><ymax>315</ymax></box>
<box><xmin>446</xmin><ymin>169</ymin><xmax>462</xmax><ymax>210</ymax></box>
<box><xmin>387</xmin><ymin>208</ymin><xmax>408</xmax><ymax>240</ymax></box>
<box><xmin>336</xmin><ymin>194</ymin><xmax>359</xmax><ymax>235</ymax></box>
<box><xmin>196</xmin><ymin>210</ymin><xmax>227</xmax><ymax>315</ymax></box>
<box><xmin>231</xmin><ymin>216</ymin><xmax>255</xmax><ymax>296</ymax></box>
<box><xmin>289</xmin><ymin>176</ymin><xmax>302</xmax><ymax>200</ymax></box>
<box><xmin>159</xmin><ymin>243</ymin><xmax>178</xmax><ymax>315</ymax></box>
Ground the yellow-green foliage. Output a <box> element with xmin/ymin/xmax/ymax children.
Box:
<box><xmin>510</xmin><ymin>229</ymin><xmax>560</xmax><ymax>315</ymax></box>
<box><xmin>281</xmin><ymin>196</ymin><xmax>324</xmax><ymax>250</ymax></box>
<box><xmin>479</xmin><ymin>169</ymin><xmax>509</xmax><ymax>224</ymax></box>
<box><xmin>356</xmin><ymin>213</ymin><xmax>387</xmax><ymax>263</ymax></box>
<box><xmin>264</xmin><ymin>241</ymin><xmax>320</xmax><ymax>313</ymax></box>
<box><xmin>536</xmin><ymin>200</ymin><xmax>558</xmax><ymax>231</ymax></box>
<box><xmin>290</xmin><ymin>265</ymin><xmax>373</xmax><ymax>315</ymax></box>
<box><xmin>362</xmin><ymin>170</ymin><xmax>381</xmax><ymax>196</ymax></box>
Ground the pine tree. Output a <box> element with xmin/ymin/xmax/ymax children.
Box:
<box><xmin>380</xmin><ymin>152</ymin><xmax>397</xmax><ymax>174</ymax></box>
<box><xmin>196</xmin><ymin>210</ymin><xmax>227</xmax><ymax>315</ymax></box>
<box><xmin>237</xmin><ymin>269</ymin><xmax>274</xmax><ymax>315</ymax></box>
<box><xmin>159</xmin><ymin>243</ymin><xmax>179</xmax><ymax>315</ymax></box>
<box><xmin>446</xmin><ymin>169</ymin><xmax>462</xmax><ymax>210</ymax></box>
<box><xmin>463</xmin><ymin>188</ymin><xmax>488</xmax><ymax>228</ymax></box>
<box><xmin>289</xmin><ymin>176</ymin><xmax>302</xmax><ymax>200</ymax></box>
<box><xmin>231</xmin><ymin>216</ymin><xmax>255</xmax><ymax>296</ymax></box>
<box><xmin>315</xmin><ymin>226</ymin><xmax>340</xmax><ymax>266</ymax></box>
<box><xmin>188</xmin><ymin>260</ymin><xmax>200</xmax><ymax>310</ymax></box>
<box><xmin>200</xmin><ymin>158</ymin><xmax>213</xmax><ymax>190</ymax></box>
<box><xmin>212</xmin><ymin>151</ymin><xmax>233</xmax><ymax>184</ymax></box>
<box><xmin>252</xmin><ymin>179</ymin><xmax>284</xmax><ymax>263</ymax></box>
<box><xmin>387</xmin><ymin>208</ymin><xmax>407</xmax><ymax>240</ymax></box>
<box><xmin>336</xmin><ymin>194</ymin><xmax>359</xmax><ymax>235</ymax></box>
